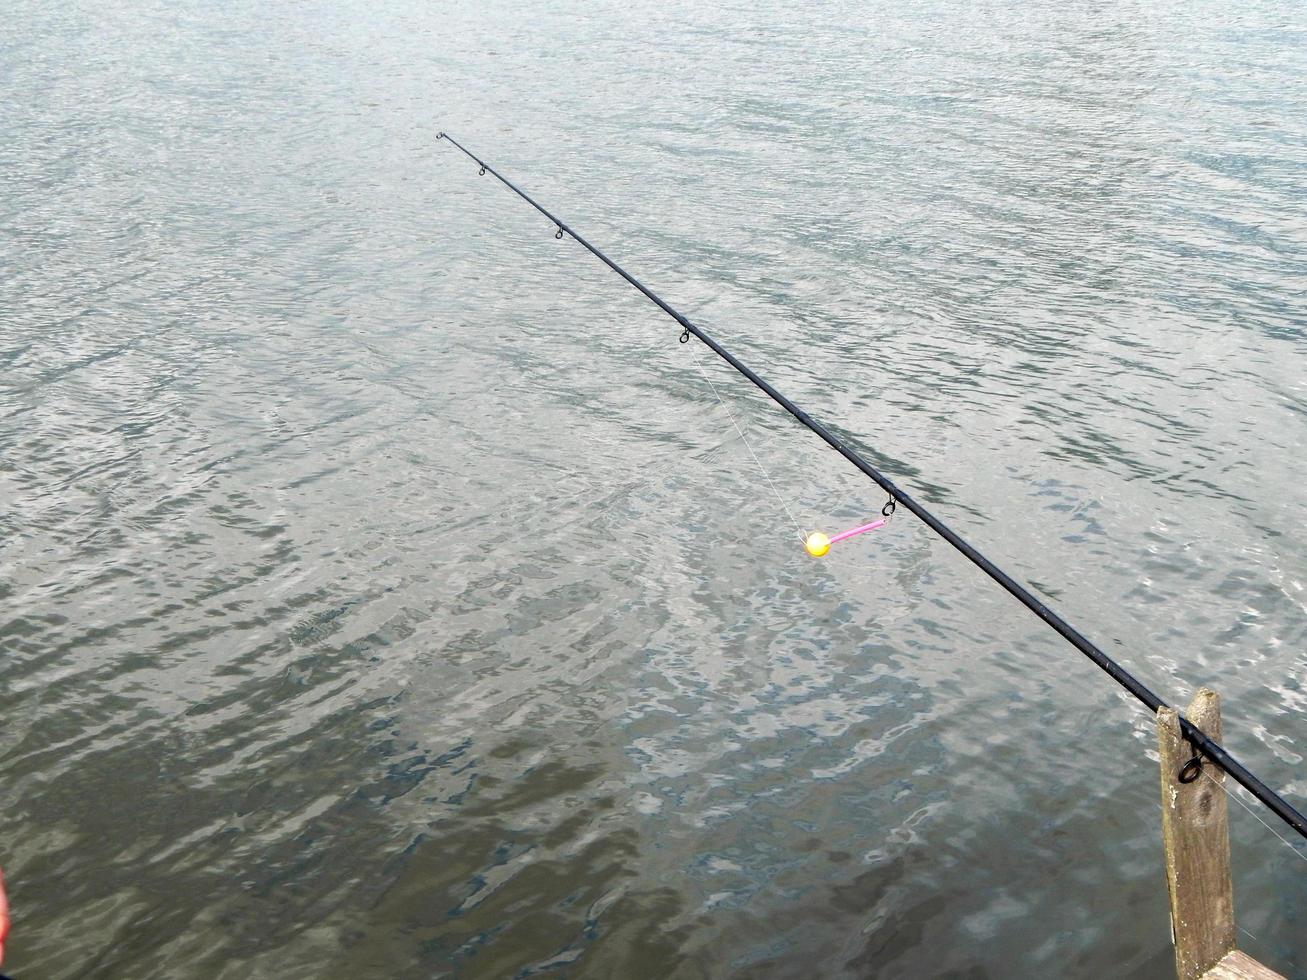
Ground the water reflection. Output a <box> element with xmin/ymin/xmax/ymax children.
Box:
<box><xmin>3</xmin><ymin>0</ymin><xmax>1306</xmax><ymax>976</ymax></box>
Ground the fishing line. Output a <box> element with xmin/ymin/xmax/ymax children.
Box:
<box><xmin>686</xmin><ymin>340</ymin><xmax>808</xmax><ymax>543</ymax></box>
<box><xmin>1199</xmin><ymin>766</ymin><xmax>1307</xmax><ymax>867</ymax></box>
<box><xmin>436</xmin><ymin>131</ymin><xmax>1307</xmax><ymax>843</ymax></box>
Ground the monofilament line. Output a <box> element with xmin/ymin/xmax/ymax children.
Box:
<box><xmin>1200</xmin><ymin>766</ymin><xmax>1307</xmax><ymax>867</ymax></box>
<box><xmin>688</xmin><ymin>340</ymin><xmax>807</xmax><ymax>543</ymax></box>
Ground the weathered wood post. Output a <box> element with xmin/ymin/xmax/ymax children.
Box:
<box><xmin>1157</xmin><ymin>688</ymin><xmax>1283</xmax><ymax>980</ymax></box>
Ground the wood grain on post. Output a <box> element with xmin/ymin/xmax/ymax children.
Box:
<box><xmin>1158</xmin><ymin>688</ymin><xmax>1235</xmax><ymax>980</ymax></box>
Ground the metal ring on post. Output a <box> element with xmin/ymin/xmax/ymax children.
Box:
<box><xmin>1179</xmin><ymin>755</ymin><xmax>1203</xmax><ymax>784</ymax></box>
<box><xmin>478</xmin><ymin>167</ymin><xmax>486</xmax><ymax>176</ymax></box>
<box><xmin>679</xmin><ymin>328</ymin><xmax>689</xmax><ymax>344</ymax></box>
<box><xmin>555</xmin><ymin>228</ymin><xmax>563</xmax><ymax>240</ymax></box>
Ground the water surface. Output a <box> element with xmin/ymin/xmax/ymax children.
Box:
<box><xmin>2</xmin><ymin>0</ymin><xmax>1306</xmax><ymax>976</ymax></box>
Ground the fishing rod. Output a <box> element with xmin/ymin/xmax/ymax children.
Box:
<box><xmin>436</xmin><ymin>131</ymin><xmax>1307</xmax><ymax>843</ymax></box>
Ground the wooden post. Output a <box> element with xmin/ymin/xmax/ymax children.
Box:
<box><xmin>1158</xmin><ymin>688</ymin><xmax>1234</xmax><ymax>978</ymax></box>
<box><xmin>1157</xmin><ymin>688</ymin><xmax>1284</xmax><ymax>980</ymax></box>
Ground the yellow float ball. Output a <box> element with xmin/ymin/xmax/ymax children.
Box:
<box><xmin>804</xmin><ymin>531</ymin><xmax>831</xmax><ymax>558</ymax></box>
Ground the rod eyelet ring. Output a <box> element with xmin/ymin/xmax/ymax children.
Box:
<box><xmin>679</xmin><ymin>328</ymin><xmax>690</xmax><ymax>344</ymax></box>
<box><xmin>437</xmin><ymin>132</ymin><xmax>445</xmax><ymax>139</ymax></box>
<box><xmin>478</xmin><ymin>167</ymin><xmax>486</xmax><ymax>176</ymax></box>
<box><xmin>555</xmin><ymin>229</ymin><xmax>563</xmax><ymax>240</ymax></box>
<box><xmin>881</xmin><ymin>498</ymin><xmax>897</xmax><ymax>518</ymax></box>
<box><xmin>1178</xmin><ymin>756</ymin><xmax>1203</xmax><ymax>784</ymax></box>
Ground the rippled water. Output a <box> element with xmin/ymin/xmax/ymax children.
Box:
<box><xmin>3</xmin><ymin>0</ymin><xmax>1306</xmax><ymax>976</ymax></box>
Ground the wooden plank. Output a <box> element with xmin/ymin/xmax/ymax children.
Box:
<box><xmin>1201</xmin><ymin>950</ymin><xmax>1285</xmax><ymax>980</ymax></box>
<box><xmin>1158</xmin><ymin>688</ymin><xmax>1235</xmax><ymax>980</ymax></box>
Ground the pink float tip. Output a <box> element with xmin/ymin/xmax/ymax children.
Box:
<box><xmin>827</xmin><ymin>518</ymin><xmax>888</xmax><ymax>546</ymax></box>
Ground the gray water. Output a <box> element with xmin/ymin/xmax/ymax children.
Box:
<box><xmin>2</xmin><ymin>0</ymin><xmax>1306</xmax><ymax>976</ymax></box>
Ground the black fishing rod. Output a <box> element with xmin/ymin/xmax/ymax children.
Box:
<box><xmin>436</xmin><ymin>131</ymin><xmax>1307</xmax><ymax>843</ymax></box>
